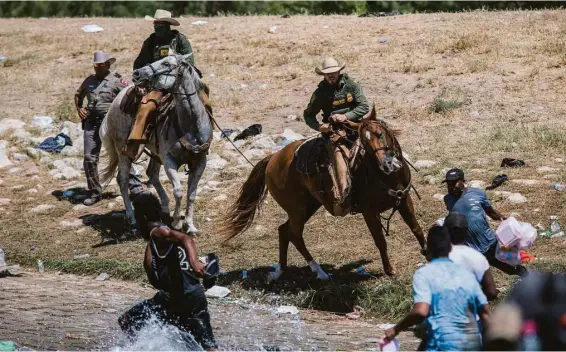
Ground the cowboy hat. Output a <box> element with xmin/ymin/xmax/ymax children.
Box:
<box><xmin>93</xmin><ymin>50</ymin><xmax>116</xmax><ymax>65</ymax></box>
<box><xmin>315</xmin><ymin>57</ymin><xmax>346</xmax><ymax>75</ymax></box>
<box><xmin>145</xmin><ymin>9</ymin><xmax>180</xmax><ymax>26</ymax></box>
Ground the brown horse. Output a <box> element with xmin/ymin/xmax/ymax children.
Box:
<box><xmin>220</xmin><ymin>106</ymin><xmax>427</xmax><ymax>280</ymax></box>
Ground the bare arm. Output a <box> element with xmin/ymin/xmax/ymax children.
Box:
<box><xmin>480</xmin><ymin>269</ymin><xmax>499</xmax><ymax>301</ymax></box>
<box><xmin>143</xmin><ymin>244</ymin><xmax>160</xmax><ymax>289</ymax></box>
<box><xmin>485</xmin><ymin>206</ymin><xmax>506</xmax><ymax>221</ymax></box>
<box><xmin>150</xmin><ymin>226</ymin><xmax>206</xmax><ymax>277</ymax></box>
<box><xmin>479</xmin><ymin>304</ymin><xmax>490</xmax><ymax>329</ymax></box>
<box><xmin>385</xmin><ymin>302</ymin><xmax>429</xmax><ymax>339</ymax></box>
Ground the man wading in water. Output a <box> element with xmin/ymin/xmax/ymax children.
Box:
<box><xmin>118</xmin><ymin>192</ymin><xmax>218</xmax><ymax>351</ymax></box>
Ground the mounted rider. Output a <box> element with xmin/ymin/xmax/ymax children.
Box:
<box><xmin>303</xmin><ymin>57</ymin><xmax>370</xmax><ymax>216</ymax></box>
<box><xmin>122</xmin><ymin>9</ymin><xmax>211</xmax><ymax>162</ymax></box>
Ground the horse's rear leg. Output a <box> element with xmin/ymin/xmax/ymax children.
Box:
<box><xmin>146</xmin><ymin>158</ymin><xmax>170</xmax><ymax>216</ymax></box>
<box><xmin>399</xmin><ymin>195</ymin><xmax>427</xmax><ymax>254</ymax></box>
<box><xmin>362</xmin><ymin>210</ymin><xmax>394</xmax><ymax>276</ymax></box>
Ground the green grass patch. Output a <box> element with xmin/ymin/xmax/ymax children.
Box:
<box><xmin>483</xmin><ymin>123</ymin><xmax>566</xmax><ymax>153</ymax></box>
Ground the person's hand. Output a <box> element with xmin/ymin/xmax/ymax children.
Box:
<box><xmin>501</xmin><ymin>215</ymin><xmax>508</xmax><ymax>221</ymax></box>
<box><xmin>330</xmin><ymin>114</ymin><xmax>347</xmax><ymax>123</ymax></box>
<box><xmin>319</xmin><ymin>123</ymin><xmax>332</xmax><ymax>134</ymax></box>
<box><xmin>384</xmin><ymin>327</ymin><xmax>396</xmax><ymax>341</ymax></box>
<box><xmin>192</xmin><ymin>261</ymin><xmax>206</xmax><ymax>277</ymax></box>
<box><xmin>78</xmin><ymin>107</ymin><xmax>88</xmax><ymax>120</ymax></box>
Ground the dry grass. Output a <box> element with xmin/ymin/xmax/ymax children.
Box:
<box><xmin>1</xmin><ymin>11</ymin><xmax>566</xmax><ymax>318</ymax></box>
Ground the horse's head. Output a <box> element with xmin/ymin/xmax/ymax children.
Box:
<box><xmin>359</xmin><ymin>105</ymin><xmax>403</xmax><ymax>175</ymax></box>
<box><xmin>132</xmin><ymin>52</ymin><xmax>193</xmax><ymax>92</ymax></box>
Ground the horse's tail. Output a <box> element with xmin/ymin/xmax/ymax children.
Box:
<box><xmin>219</xmin><ymin>154</ymin><xmax>272</xmax><ymax>242</ymax></box>
<box><xmin>98</xmin><ymin>113</ymin><xmax>119</xmax><ymax>185</ymax></box>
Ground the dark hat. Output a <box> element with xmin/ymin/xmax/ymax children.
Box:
<box><xmin>442</xmin><ymin>168</ymin><xmax>465</xmax><ymax>183</ymax></box>
<box><xmin>444</xmin><ymin>211</ymin><xmax>468</xmax><ymax>230</ymax></box>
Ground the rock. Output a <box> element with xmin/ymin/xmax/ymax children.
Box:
<box><xmin>286</xmin><ymin>114</ymin><xmax>300</xmax><ymax>121</ymax></box>
<box><xmin>272</xmin><ymin>129</ymin><xmax>305</xmax><ymax>144</ymax></box>
<box><xmin>433</xmin><ymin>193</ymin><xmax>445</xmax><ymax>201</ymax></box>
<box><xmin>39</xmin><ymin>156</ymin><xmax>52</xmax><ymax>165</ymax></box>
<box><xmin>7</xmin><ymin>167</ymin><xmax>23</xmax><ymax>174</ymax></box>
<box><xmin>11</xmin><ymin>153</ymin><xmax>28</xmax><ymax>162</ymax></box>
<box><xmin>60</xmin><ymin>219</ymin><xmax>83</xmax><ymax>228</ymax></box>
<box><xmin>0</xmin><ymin>140</ymin><xmax>13</xmax><ymax>169</ymax></box>
<box><xmin>414</xmin><ymin>160</ymin><xmax>438</xmax><ymax>169</ymax></box>
<box><xmin>468</xmin><ymin>180</ymin><xmax>485</xmax><ymax>188</ymax></box>
<box><xmin>543</xmin><ymin>174</ymin><xmax>560</xmax><ymax>180</ymax></box>
<box><xmin>469</xmin><ymin>169</ymin><xmax>487</xmax><ymax>174</ymax></box>
<box><xmin>107</xmin><ymin>202</ymin><xmax>116</xmax><ymax>209</ymax></box>
<box><xmin>223</xmin><ymin>139</ymin><xmax>246</xmax><ymax>151</ymax></box>
<box><xmin>493</xmin><ymin>191</ymin><xmax>512</xmax><ymax>198</ymax></box>
<box><xmin>25</xmin><ymin>147</ymin><xmax>40</xmax><ymax>158</ymax></box>
<box><xmin>250</xmin><ymin>136</ymin><xmax>276</xmax><ymax>150</ymax></box>
<box><xmin>470</xmin><ymin>110</ymin><xmax>480</xmax><ymax>118</ymax></box>
<box><xmin>0</xmin><ymin>119</ymin><xmax>26</xmax><ymax>136</ymax></box>
<box><xmin>31</xmin><ymin>204</ymin><xmax>56</xmax><ymax>214</ymax></box>
<box><xmin>24</xmin><ymin>165</ymin><xmax>40</xmax><ymax>175</ymax></box>
<box><xmin>206</xmin><ymin>154</ymin><xmax>228</xmax><ymax>170</ymax></box>
<box><xmin>554</xmin><ymin>158</ymin><xmax>564</xmax><ymax>163</ymax></box>
<box><xmin>35</xmin><ymin>184</ymin><xmax>43</xmax><ymax>191</ymax></box>
<box><xmin>205</xmin><ymin>285</ymin><xmax>231</xmax><ymax>298</ymax></box>
<box><xmin>474</xmin><ymin>158</ymin><xmax>489</xmax><ymax>165</ymax></box>
<box><xmin>0</xmin><ymin>198</ymin><xmax>11</xmax><ymax>205</ymax></box>
<box><xmin>507</xmin><ymin>193</ymin><xmax>527</xmax><ymax>204</ymax></box>
<box><xmin>59</xmin><ymin>121</ymin><xmax>83</xmax><ymax>141</ymax></box>
<box><xmin>511</xmin><ymin>179</ymin><xmax>543</xmax><ymax>186</ymax></box>
<box><xmin>95</xmin><ymin>272</ymin><xmax>110</xmax><ymax>281</ymax></box>
<box><xmin>74</xmin><ymin>253</ymin><xmax>90</xmax><ymax>259</ymax></box>
<box><xmin>72</xmin><ymin>204</ymin><xmax>88</xmax><ymax>212</ymax></box>
<box><xmin>9</xmin><ymin>129</ymin><xmax>31</xmax><ymax>144</ymax></box>
<box><xmin>30</xmin><ymin>116</ymin><xmax>55</xmax><ymax>132</ymax></box>
<box><xmin>243</xmin><ymin>149</ymin><xmax>266</xmax><ymax>160</ymax></box>
<box><xmin>30</xmin><ymin>175</ymin><xmax>40</xmax><ymax>182</ymax></box>
<box><xmin>10</xmin><ymin>185</ymin><xmax>24</xmax><ymax>190</ymax></box>
<box><xmin>212</xmin><ymin>194</ymin><xmax>228</xmax><ymax>202</ymax></box>
<box><xmin>207</xmin><ymin>180</ymin><xmax>222</xmax><ymax>189</ymax></box>
<box><xmin>537</xmin><ymin>166</ymin><xmax>558</xmax><ymax>173</ymax></box>
<box><xmin>423</xmin><ymin>175</ymin><xmax>438</xmax><ymax>185</ymax></box>
<box><xmin>27</xmin><ymin>188</ymin><xmax>38</xmax><ymax>194</ymax></box>
<box><xmin>276</xmin><ymin>305</ymin><xmax>299</xmax><ymax>315</ymax></box>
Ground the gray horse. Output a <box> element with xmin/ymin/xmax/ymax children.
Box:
<box><xmin>99</xmin><ymin>53</ymin><xmax>212</xmax><ymax>234</ymax></box>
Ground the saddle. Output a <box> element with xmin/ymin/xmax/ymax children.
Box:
<box><xmin>295</xmin><ymin>136</ymin><xmax>329</xmax><ymax>175</ymax></box>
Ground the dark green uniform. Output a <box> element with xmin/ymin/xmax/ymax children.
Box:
<box><xmin>303</xmin><ymin>74</ymin><xmax>370</xmax><ymax>131</ymax></box>
<box><xmin>133</xmin><ymin>30</ymin><xmax>193</xmax><ymax>70</ymax></box>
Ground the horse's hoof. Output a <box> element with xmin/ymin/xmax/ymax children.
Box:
<box><xmin>316</xmin><ymin>272</ymin><xmax>331</xmax><ymax>280</ymax></box>
<box><xmin>385</xmin><ymin>268</ymin><xmax>396</xmax><ymax>277</ymax></box>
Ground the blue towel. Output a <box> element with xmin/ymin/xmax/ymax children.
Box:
<box><xmin>35</xmin><ymin>133</ymin><xmax>73</xmax><ymax>154</ymax></box>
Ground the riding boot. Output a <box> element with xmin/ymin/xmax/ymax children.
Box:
<box><xmin>327</xmin><ymin>141</ymin><xmax>352</xmax><ymax>216</ymax></box>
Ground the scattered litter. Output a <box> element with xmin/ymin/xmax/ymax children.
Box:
<box><xmin>435</xmin><ymin>217</ymin><xmax>445</xmax><ymax>226</ymax></box>
<box><xmin>35</xmin><ymin>133</ymin><xmax>72</xmax><ymax>154</ymax></box>
<box><xmin>234</xmin><ymin>124</ymin><xmax>262</xmax><ymax>141</ymax></box>
<box><xmin>81</xmin><ymin>24</ymin><xmax>104</xmax><ymax>33</ymax></box>
<box><xmin>496</xmin><ymin>217</ymin><xmax>537</xmax><ymax>249</ymax></box>
<box><xmin>74</xmin><ymin>254</ymin><xmax>90</xmax><ymax>260</ymax></box>
<box><xmin>37</xmin><ymin>259</ymin><xmax>44</xmax><ymax>273</ymax></box>
<box><xmin>355</xmin><ymin>266</ymin><xmax>373</xmax><ymax>277</ymax></box>
<box><xmin>31</xmin><ymin>115</ymin><xmax>55</xmax><ymax>131</ymax></box>
<box><xmin>433</xmin><ymin>193</ymin><xmax>445</xmax><ymax>201</ymax></box>
<box><xmin>95</xmin><ymin>272</ymin><xmax>109</xmax><ymax>281</ymax></box>
<box><xmin>470</xmin><ymin>110</ymin><xmax>480</xmax><ymax>118</ymax></box>
<box><xmin>191</xmin><ymin>20</ymin><xmax>208</xmax><ymax>26</ymax></box>
<box><xmin>221</xmin><ymin>129</ymin><xmax>234</xmax><ymax>138</ymax></box>
<box><xmin>240</xmin><ymin>83</ymin><xmax>249</xmax><ymax>88</ymax></box>
<box><xmin>209</xmin><ymin>73</ymin><xmax>215</xmax><ymax>78</ymax></box>
<box><xmin>205</xmin><ymin>285</ymin><xmax>231</xmax><ymax>298</ymax></box>
<box><xmin>0</xmin><ymin>248</ymin><xmax>4</xmax><ymax>266</ymax></box>
<box><xmin>267</xmin><ymin>26</ymin><xmax>277</xmax><ymax>34</ymax></box>
<box><xmin>0</xmin><ymin>341</ymin><xmax>16</xmax><ymax>351</ymax></box>
<box><xmin>323</xmin><ymin>25</ymin><xmax>329</xmax><ymax>29</ymax></box>
<box><xmin>0</xmin><ymin>56</ymin><xmax>6</xmax><ymax>63</ymax></box>
<box><xmin>242</xmin><ymin>270</ymin><xmax>248</xmax><ymax>279</ymax></box>
<box><xmin>550</xmin><ymin>216</ymin><xmax>561</xmax><ymax>234</ymax></box>
<box><xmin>276</xmin><ymin>305</ymin><xmax>299</xmax><ymax>315</ymax></box>
<box><xmin>501</xmin><ymin>158</ymin><xmax>525</xmax><ymax>168</ymax></box>
<box><xmin>495</xmin><ymin>244</ymin><xmax>521</xmax><ymax>265</ymax></box>
<box><xmin>260</xmin><ymin>83</ymin><xmax>268</xmax><ymax>89</ymax></box>
<box><xmin>379</xmin><ymin>38</ymin><xmax>389</xmax><ymax>44</ymax></box>
<box><xmin>486</xmin><ymin>174</ymin><xmax>508</xmax><ymax>190</ymax></box>
<box><xmin>552</xmin><ymin>182</ymin><xmax>565</xmax><ymax>192</ymax></box>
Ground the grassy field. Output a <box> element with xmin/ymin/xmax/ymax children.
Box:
<box><xmin>1</xmin><ymin>11</ymin><xmax>566</xmax><ymax>319</ymax></box>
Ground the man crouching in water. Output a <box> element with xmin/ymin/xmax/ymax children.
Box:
<box><xmin>118</xmin><ymin>192</ymin><xmax>218</xmax><ymax>351</ymax></box>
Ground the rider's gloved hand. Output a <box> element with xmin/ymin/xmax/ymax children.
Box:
<box><xmin>329</xmin><ymin>114</ymin><xmax>347</xmax><ymax>123</ymax></box>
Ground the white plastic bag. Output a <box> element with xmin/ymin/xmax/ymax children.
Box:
<box><xmin>495</xmin><ymin>243</ymin><xmax>521</xmax><ymax>266</ymax></box>
<box><xmin>496</xmin><ymin>217</ymin><xmax>537</xmax><ymax>249</ymax></box>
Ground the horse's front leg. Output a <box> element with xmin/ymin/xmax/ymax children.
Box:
<box><xmin>184</xmin><ymin>153</ymin><xmax>206</xmax><ymax>235</ymax></box>
<box><xmin>117</xmin><ymin>156</ymin><xmax>136</xmax><ymax>233</ymax></box>
<box><xmin>164</xmin><ymin>155</ymin><xmax>184</xmax><ymax>230</ymax></box>
<box><xmin>398</xmin><ymin>195</ymin><xmax>427</xmax><ymax>255</ymax></box>
<box><xmin>362</xmin><ymin>208</ymin><xmax>394</xmax><ymax>276</ymax></box>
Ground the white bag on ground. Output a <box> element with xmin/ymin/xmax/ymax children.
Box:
<box><xmin>496</xmin><ymin>216</ymin><xmax>537</xmax><ymax>249</ymax></box>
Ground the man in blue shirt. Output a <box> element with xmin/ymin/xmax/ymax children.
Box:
<box><xmin>384</xmin><ymin>226</ymin><xmax>490</xmax><ymax>351</ymax></box>
<box><xmin>442</xmin><ymin>168</ymin><xmax>527</xmax><ymax>277</ymax></box>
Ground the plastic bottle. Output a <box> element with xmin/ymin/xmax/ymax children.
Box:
<box><xmin>552</xmin><ymin>182</ymin><xmax>566</xmax><ymax>192</ymax></box>
<box><xmin>550</xmin><ymin>216</ymin><xmax>561</xmax><ymax>234</ymax></box>
<box><xmin>37</xmin><ymin>260</ymin><xmax>44</xmax><ymax>273</ymax></box>
<box><xmin>242</xmin><ymin>270</ymin><xmax>247</xmax><ymax>279</ymax></box>
<box><xmin>520</xmin><ymin>320</ymin><xmax>541</xmax><ymax>351</ymax></box>
<box><xmin>0</xmin><ymin>248</ymin><xmax>5</xmax><ymax>266</ymax></box>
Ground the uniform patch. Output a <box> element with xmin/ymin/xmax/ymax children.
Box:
<box><xmin>333</xmin><ymin>99</ymin><xmax>346</xmax><ymax>106</ymax></box>
<box><xmin>160</xmin><ymin>48</ymin><xmax>169</xmax><ymax>57</ymax></box>
<box><xmin>347</xmin><ymin>93</ymin><xmax>353</xmax><ymax>102</ymax></box>
<box><xmin>103</xmin><ymin>83</ymin><xmax>109</xmax><ymax>88</ymax></box>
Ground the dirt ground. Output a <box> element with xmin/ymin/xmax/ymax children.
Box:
<box><xmin>1</xmin><ymin>11</ymin><xmax>566</xmax><ymax>318</ymax></box>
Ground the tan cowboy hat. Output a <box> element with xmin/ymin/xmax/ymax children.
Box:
<box><xmin>315</xmin><ymin>57</ymin><xmax>346</xmax><ymax>75</ymax></box>
<box><xmin>93</xmin><ymin>50</ymin><xmax>115</xmax><ymax>65</ymax></box>
<box><xmin>145</xmin><ymin>9</ymin><xmax>180</xmax><ymax>26</ymax></box>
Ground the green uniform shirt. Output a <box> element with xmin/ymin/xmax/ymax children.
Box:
<box><xmin>303</xmin><ymin>74</ymin><xmax>370</xmax><ymax>131</ymax></box>
<box><xmin>75</xmin><ymin>72</ymin><xmax>128</xmax><ymax>118</ymax></box>
<box><xmin>133</xmin><ymin>30</ymin><xmax>193</xmax><ymax>70</ymax></box>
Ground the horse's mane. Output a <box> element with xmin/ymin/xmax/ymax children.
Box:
<box><xmin>363</xmin><ymin>119</ymin><xmax>402</xmax><ymax>138</ymax></box>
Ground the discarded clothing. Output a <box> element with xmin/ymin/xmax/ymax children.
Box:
<box><xmin>35</xmin><ymin>133</ymin><xmax>72</xmax><ymax>154</ymax></box>
<box><xmin>234</xmin><ymin>124</ymin><xmax>262</xmax><ymax>141</ymax></box>
<box><xmin>221</xmin><ymin>129</ymin><xmax>234</xmax><ymax>138</ymax></box>
<box><xmin>486</xmin><ymin>174</ymin><xmax>508</xmax><ymax>190</ymax></box>
<box><xmin>501</xmin><ymin>158</ymin><xmax>525</xmax><ymax>168</ymax></box>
